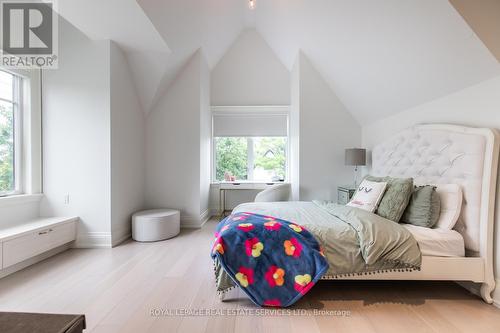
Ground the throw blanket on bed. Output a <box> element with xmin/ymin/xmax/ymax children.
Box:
<box><xmin>211</xmin><ymin>212</ymin><xmax>329</xmax><ymax>307</ymax></box>
<box><xmin>214</xmin><ymin>202</ymin><xmax>422</xmax><ymax>297</ymax></box>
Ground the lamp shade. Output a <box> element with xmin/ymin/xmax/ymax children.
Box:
<box><xmin>345</xmin><ymin>148</ymin><xmax>366</xmax><ymax>166</ymax></box>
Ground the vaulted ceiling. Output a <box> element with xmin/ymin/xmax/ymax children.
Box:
<box><xmin>56</xmin><ymin>0</ymin><xmax>500</xmax><ymax>125</ymax></box>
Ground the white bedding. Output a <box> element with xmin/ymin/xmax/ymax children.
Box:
<box><xmin>402</xmin><ymin>224</ymin><xmax>465</xmax><ymax>257</ymax></box>
<box><xmin>234</xmin><ymin>201</ymin><xmax>466</xmax><ymax>258</ymax></box>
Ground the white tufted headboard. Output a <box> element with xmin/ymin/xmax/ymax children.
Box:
<box><xmin>371</xmin><ymin>124</ymin><xmax>499</xmax><ymax>255</ymax></box>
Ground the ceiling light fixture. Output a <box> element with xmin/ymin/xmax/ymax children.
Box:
<box><xmin>248</xmin><ymin>0</ymin><xmax>256</xmax><ymax>10</ymax></box>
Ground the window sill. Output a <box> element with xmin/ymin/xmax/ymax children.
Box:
<box><xmin>211</xmin><ymin>182</ymin><xmax>290</xmax><ymax>190</ymax></box>
<box><xmin>0</xmin><ymin>194</ymin><xmax>43</xmax><ymax>208</ymax></box>
<box><xmin>211</xmin><ymin>181</ymin><xmax>289</xmax><ymax>185</ymax></box>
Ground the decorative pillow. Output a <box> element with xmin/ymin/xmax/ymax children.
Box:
<box><xmin>347</xmin><ymin>179</ymin><xmax>387</xmax><ymax>213</ymax></box>
<box><xmin>364</xmin><ymin>175</ymin><xmax>414</xmax><ymax>222</ymax></box>
<box><xmin>400</xmin><ymin>186</ymin><xmax>441</xmax><ymax>228</ymax></box>
<box><xmin>432</xmin><ymin>184</ymin><xmax>463</xmax><ymax>229</ymax></box>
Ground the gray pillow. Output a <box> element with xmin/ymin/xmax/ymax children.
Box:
<box><xmin>363</xmin><ymin>175</ymin><xmax>414</xmax><ymax>222</ymax></box>
<box><xmin>401</xmin><ymin>185</ymin><xmax>441</xmax><ymax>228</ymax></box>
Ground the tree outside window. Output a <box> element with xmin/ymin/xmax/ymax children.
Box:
<box><xmin>215</xmin><ymin>137</ymin><xmax>287</xmax><ymax>182</ymax></box>
<box><xmin>0</xmin><ymin>70</ymin><xmax>15</xmax><ymax>194</ymax></box>
<box><xmin>215</xmin><ymin>137</ymin><xmax>248</xmax><ymax>181</ymax></box>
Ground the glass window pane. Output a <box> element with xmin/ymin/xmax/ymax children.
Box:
<box><xmin>215</xmin><ymin>137</ymin><xmax>248</xmax><ymax>181</ymax></box>
<box><xmin>253</xmin><ymin>137</ymin><xmax>287</xmax><ymax>182</ymax></box>
<box><xmin>0</xmin><ymin>70</ymin><xmax>13</xmax><ymax>101</ymax></box>
<box><xmin>0</xmin><ymin>100</ymin><xmax>14</xmax><ymax>193</ymax></box>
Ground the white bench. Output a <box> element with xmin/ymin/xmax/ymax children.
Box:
<box><xmin>0</xmin><ymin>217</ymin><xmax>78</xmax><ymax>278</ymax></box>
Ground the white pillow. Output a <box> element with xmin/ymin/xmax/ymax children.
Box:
<box><xmin>347</xmin><ymin>180</ymin><xmax>387</xmax><ymax>212</ymax></box>
<box><xmin>434</xmin><ymin>184</ymin><xmax>463</xmax><ymax>230</ymax></box>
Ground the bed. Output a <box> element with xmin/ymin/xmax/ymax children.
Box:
<box><xmin>364</xmin><ymin>124</ymin><xmax>498</xmax><ymax>304</ymax></box>
<box><xmin>228</xmin><ymin>124</ymin><xmax>499</xmax><ymax>304</ymax></box>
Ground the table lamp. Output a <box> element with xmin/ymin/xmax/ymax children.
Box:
<box><xmin>345</xmin><ymin>148</ymin><xmax>366</xmax><ymax>187</ymax></box>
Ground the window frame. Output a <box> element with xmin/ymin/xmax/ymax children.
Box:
<box><xmin>0</xmin><ymin>67</ymin><xmax>42</xmax><ymax>198</ymax></box>
<box><xmin>211</xmin><ymin>106</ymin><xmax>290</xmax><ymax>183</ymax></box>
<box><xmin>0</xmin><ymin>70</ymin><xmax>23</xmax><ymax>196</ymax></box>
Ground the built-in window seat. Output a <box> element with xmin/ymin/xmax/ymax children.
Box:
<box><xmin>0</xmin><ymin>217</ymin><xmax>78</xmax><ymax>278</ymax></box>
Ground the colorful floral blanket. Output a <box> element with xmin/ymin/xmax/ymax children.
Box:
<box><xmin>211</xmin><ymin>212</ymin><xmax>329</xmax><ymax>308</ymax></box>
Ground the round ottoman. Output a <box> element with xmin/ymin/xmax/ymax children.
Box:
<box><xmin>132</xmin><ymin>209</ymin><xmax>180</xmax><ymax>242</ymax></box>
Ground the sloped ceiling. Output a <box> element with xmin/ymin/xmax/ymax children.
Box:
<box><xmin>253</xmin><ymin>0</ymin><xmax>500</xmax><ymax>124</ymax></box>
<box><xmin>136</xmin><ymin>0</ymin><xmax>246</xmax><ymax>111</ymax></box>
<box><xmin>449</xmin><ymin>0</ymin><xmax>500</xmax><ymax>62</ymax></box>
<box><xmin>53</xmin><ymin>0</ymin><xmax>246</xmax><ymax>112</ymax></box>
<box><xmin>53</xmin><ymin>0</ymin><xmax>171</xmax><ymax>112</ymax></box>
<box><xmin>57</xmin><ymin>0</ymin><xmax>500</xmax><ymax>124</ymax></box>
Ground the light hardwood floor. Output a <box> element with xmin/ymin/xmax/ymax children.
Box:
<box><xmin>0</xmin><ymin>219</ymin><xmax>499</xmax><ymax>333</ymax></box>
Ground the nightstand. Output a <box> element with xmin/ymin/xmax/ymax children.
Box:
<box><xmin>337</xmin><ymin>185</ymin><xmax>356</xmax><ymax>205</ymax></box>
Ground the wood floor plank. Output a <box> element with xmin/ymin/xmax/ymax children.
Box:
<box><xmin>0</xmin><ymin>219</ymin><xmax>498</xmax><ymax>333</ymax></box>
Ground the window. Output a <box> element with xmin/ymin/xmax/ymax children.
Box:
<box><xmin>212</xmin><ymin>106</ymin><xmax>289</xmax><ymax>182</ymax></box>
<box><xmin>215</xmin><ymin>137</ymin><xmax>287</xmax><ymax>182</ymax></box>
<box><xmin>0</xmin><ymin>70</ymin><xmax>21</xmax><ymax>195</ymax></box>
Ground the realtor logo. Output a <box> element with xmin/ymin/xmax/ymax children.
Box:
<box><xmin>0</xmin><ymin>0</ymin><xmax>58</xmax><ymax>68</ymax></box>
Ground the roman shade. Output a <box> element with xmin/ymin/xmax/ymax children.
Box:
<box><xmin>212</xmin><ymin>106</ymin><xmax>288</xmax><ymax>137</ymax></box>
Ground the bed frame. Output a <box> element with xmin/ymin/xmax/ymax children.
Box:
<box><xmin>321</xmin><ymin>124</ymin><xmax>499</xmax><ymax>304</ymax></box>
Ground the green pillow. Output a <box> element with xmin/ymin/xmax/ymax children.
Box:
<box><xmin>363</xmin><ymin>175</ymin><xmax>413</xmax><ymax>222</ymax></box>
<box><xmin>401</xmin><ymin>186</ymin><xmax>441</xmax><ymax>228</ymax></box>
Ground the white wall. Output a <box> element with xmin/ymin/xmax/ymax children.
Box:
<box><xmin>362</xmin><ymin>75</ymin><xmax>500</xmax><ymax>302</ymax></box>
<box><xmin>210</xmin><ymin>49</ymin><xmax>362</xmax><ymax>208</ymax></box>
<box><xmin>209</xmin><ymin>29</ymin><xmax>292</xmax><ymax>211</ymax></box>
<box><xmin>211</xmin><ymin>29</ymin><xmax>290</xmax><ymax>106</ymax></box>
<box><xmin>295</xmin><ymin>52</ymin><xmax>362</xmax><ymax>201</ymax></box>
<box><xmin>40</xmin><ymin>17</ymin><xmax>112</xmax><ymax>247</ymax></box>
<box><xmin>290</xmin><ymin>53</ymin><xmax>301</xmax><ymax>201</ymax></box>
<box><xmin>146</xmin><ymin>50</ymin><xmax>210</xmax><ymax>227</ymax></box>
<box><xmin>0</xmin><ymin>198</ymin><xmax>41</xmax><ymax>227</ymax></box>
<box><xmin>110</xmin><ymin>41</ymin><xmax>146</xmax><ymax>246</ymax></box>
<box><xmin>199</xmin><ymin>52</ymin><xmax>211</xmax><ymax>218</ymax></box>
<box><xmin>362</xmin><ymin>76</ymin><xmax>500</xmax><ymax>146</ymax></box>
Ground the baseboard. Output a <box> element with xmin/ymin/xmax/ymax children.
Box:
<box><xmin>0</xmin><ymin>243</ymin><xmax>71</xmax><ymax>279</ymax></box>
<box><xmin>209</xmin><ymin>208</ymin><xmax>219</xmax><ymax>217</ymax></box>
<box><xmin>75</xmin><ymin>210</ymin><xmax>213</xmax><ymax>246</ymax></box>
<box><xmin>111</xmin><ymin>229</ymin><xmax>131</xmax><ymax>247</ymax></box>
<box><xmin>181</xmin><ymin>209</ymin><xmax>211</xmax><ymax>229</ymax></box>
<box><xmin>200</xmin><ymin>208</ymin><xmax>211</xmax><ymax>226</ymax></box>
<box><xmin>74</xmin><ymin>231</ymin><xmax>112</xmax><ymax>248</ymax></box>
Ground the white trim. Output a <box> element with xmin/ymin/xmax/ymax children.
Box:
<box><xmin>211</xmin><ymin>105</ymin><xmax>290</xmax><ymax>183</ymax></box>
<box><xmin>22</xmin><ymin>69</ymin><xmax>42</xmax><ymax>194</ymax></box>
<box><xmin>111</xmin><ymin>226</ymin><xmax>132</xmax><ymax>247</ymax></box>
<box><xmin>209</xmin><ymin>208</ymin><xmax>219</xmax><ymax>218</ymax></box>
<box><xmin>181</xmin><ymin>209</ymin><xmax>211</xmax><ymax>229</ymax></box>
<box><xmin>0</xmin><ymin>216</ymin><xmax>77</xmax><ymax>241</ymax></box>
<box><xmin>200</xmin><ymin>209</ymin><xmax>211</xmax><ymax>225</ymax></box>
<box><xmin>0</xmin><ymin>68</ymin><xmax>42</xmax><ymax>196</ymax></box>
<box><xmin>0</xmin><ymin>193</ymin><xmax>42</xmax><ymax>208</ymax></box>
<box><xmin>211</xmin><ymin>105</ymin><xmax>290</xmax><ymax>116</ymax></box>
<box><xmin>13</xmin><ymin>73</ymin><xmax>23</xmax><ymax>194</ymax></box>
<box><xmin>247</xmin><ymin>137</ymin><xmax>254</xmax><ymax>180</ymax></box>
<box><xmin>74</xmin><ymin>232</ymin><xmax>112</xmax><ymax>248</ymax></box>
<box><xmin>0</xmin><ymin>69</ymin><xmax>22</xmax><ymax>196</ymax></box>
<box><xmin>112</xmin><ymin>232</ymin><xmax>131</xmax><ymax>247</ymax></box>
